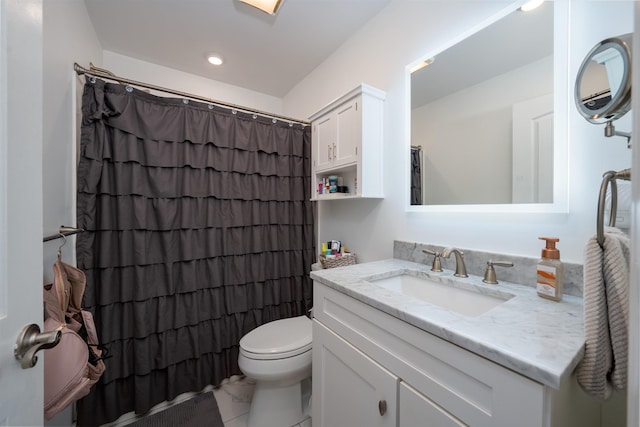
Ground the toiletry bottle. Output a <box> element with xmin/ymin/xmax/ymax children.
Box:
<box><xmin>536</xmin><ymin>237</ymin><xmax>564</xmax><ymax>302</ymax></box>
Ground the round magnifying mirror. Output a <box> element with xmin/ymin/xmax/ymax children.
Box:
<box><xmin>575</xmin><ymin>33</ymin><xmax>632</xmax><ymax>124</ymax></box>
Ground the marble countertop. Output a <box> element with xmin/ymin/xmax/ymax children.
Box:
<box><xmin>310</xmin><ymin>258</ymin><xmax>585</xmax><ymax>389</ymax></box>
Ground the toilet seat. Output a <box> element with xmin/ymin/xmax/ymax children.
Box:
<box><xmin>240</xmin><ymin>316</ymin><xmax>312</xmax><ymax>360</ymax></box>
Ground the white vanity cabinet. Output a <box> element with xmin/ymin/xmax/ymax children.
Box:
<box><xmin>398</xmin><ymin>380</ymin><xmax>466</xmax><ymax>427</ymax></box>
<box><xmin>309</xmin><ymin>84</ymin><xmax>385</xmax><ymax>200</ymax></box>
<box><xmin>312</xmin><ymin>281</ymin><xmax>599</xmax><ymax>427</ymax></box>
<box><xmin>313</xmin><ymin>321</ymin><xmax>397</xmax><ymax>427</ymax></box>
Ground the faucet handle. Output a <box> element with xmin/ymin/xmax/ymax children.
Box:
<box><xmin>422</xmin><ymin>249</ymin><xmax>443</xmax><ymax>272</ymax></box>
<box><xmin>483</xmin><ymin>260</ymin><xmax>514</xmax><ymax>284</ymax></box>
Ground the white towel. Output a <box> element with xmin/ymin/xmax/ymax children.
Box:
<box><xmin>576</xmin><ymin>227</ymin><xmax>630</xmax><ymax>401</ymax></box>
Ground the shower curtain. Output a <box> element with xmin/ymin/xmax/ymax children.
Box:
<box><xmin>410</xmin><ymin>147</ymin><xmax>422</xmax><ymax>205</ymax></box>
<box><xmin>75</xmin><ymin>77</ymin><xmax>314</xmax><ymax>425</ymax></box>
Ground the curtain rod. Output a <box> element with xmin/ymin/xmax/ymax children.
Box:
<box><xmin>73</xmin><ymin>63</ymin><xmax>310</xmax><ymax>126</ymax></box>
<box><xmin>43</xmin><ymin>226</ymin><xmax>84</xmax><ymax>242</ymax></box>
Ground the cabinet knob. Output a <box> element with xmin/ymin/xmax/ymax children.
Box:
<box><xmin>378</xmin><ymin>399</ymin><xmax>387</xmax><ymax>416</ymax></box>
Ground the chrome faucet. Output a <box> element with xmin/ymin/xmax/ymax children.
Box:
<box><xmin>482</xmin><ymin>260</ymin><xmax>514</xmax><ymax>284</ymax></box>
<box><xmin>441</xmin><ymin>247</ymin><xmax>468</xmax><ymax>277</ymax></box>
<box><xmin>422</xmin><ymin>249</ymin><xmax>443</xmax><ymax>272</ymax></box>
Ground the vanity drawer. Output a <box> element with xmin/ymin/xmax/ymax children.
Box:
<box><xmin>314</xmin><ymin>282</ymin><xmax>545</xmax><ymax>426</ymax></box>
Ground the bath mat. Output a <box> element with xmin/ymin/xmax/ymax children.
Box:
<box><xmin>127</xmin><ymin>392</ymin><xmax>223</xmax><ymax>427</ymax></box>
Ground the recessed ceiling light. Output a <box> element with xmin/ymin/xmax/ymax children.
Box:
<box><xmin>238</xmin><ymin>0</ymin><xmax>283</xmax><ymax>15</ymax></box>
<box><xmin>520</xmin><ymin>0</ymin><xmax>544</xmax><ymax>12</ymax></box>
<box><xmin>207</xmin><ymin>54</ymin><xmax>224</xmax><ymax>66</ymax></box>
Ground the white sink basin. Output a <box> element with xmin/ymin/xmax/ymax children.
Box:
<box><xmin>367</xmin><ymin>272</ymin><xmax>514</xmax><ymax>317</ymax></box>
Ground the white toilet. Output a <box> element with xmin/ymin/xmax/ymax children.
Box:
<box><xmin>238</xmin><ymin>315</ymin><xmax>312</xmax><ymax>427</ymax></box>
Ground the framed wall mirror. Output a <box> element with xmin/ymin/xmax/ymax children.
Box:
<box><xmin>407</xmin><ymin>1</ymin><xmax>568</xmax><ymax>213</ymax></box>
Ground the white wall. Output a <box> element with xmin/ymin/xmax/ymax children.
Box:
<box><xmin>43</xmin><ymin>0</ymin><xmax>102</xmax><ymax>275</ymax></box>
<box><xmin>42</xmin><ymin>2</ymin><xmax>102</xmax><ymax>425</ymax></box>
<box><xmin>103</xmin><ymin>51</ymin><xmax>284</xmax><ymax>115</ymax></box>
<box><xmin>283</xmin><ymin>0</ymin><xmax>634</xmax><ymax>264</ymax></box>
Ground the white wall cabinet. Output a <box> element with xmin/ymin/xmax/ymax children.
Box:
<box><xmin>312</xmin><ymin>281</ymin><xmax>600</xmax><ymax>427</ymax></box>
<box><xmin>313</xmin><ymin>98</ymin><xmax>359</xmax><ymax>171</ymax></box>
<box><xmin>309</xmin><ymin>84</ymin><xmax>385</xmax><ymax>200</ymax></box>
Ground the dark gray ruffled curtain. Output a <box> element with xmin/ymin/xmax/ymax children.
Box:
<box><xmin>410</xmin><ymin>147</ymin><xmax>422</xmax><ymax>205</ymax></box>
<box><xmin>75</xmin><ymin>77</ymin><xmax>314</xmax><ymax>426</ymax></box>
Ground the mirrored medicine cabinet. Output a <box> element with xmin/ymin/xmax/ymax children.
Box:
<box><xmin>406</xmin><ymin>1</ymin><xmax>569</xmax><ymax>214</ymax></box>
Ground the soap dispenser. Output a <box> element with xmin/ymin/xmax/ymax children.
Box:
<box><xmin>536</xmin><ymin>237</ymin><xmax>564</xmax><ymax>302</ymax></box>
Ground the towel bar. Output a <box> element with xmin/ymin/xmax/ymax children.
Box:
<box><xmin>597</xmin><ymin>169</ymin><xmax>631</xmax><ymax>247</ymax></box>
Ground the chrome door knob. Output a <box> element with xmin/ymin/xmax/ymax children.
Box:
<box><xmin>14</xmin><ymin>323</ymin><xmax>62</xmax><ymax>369</ymax></box>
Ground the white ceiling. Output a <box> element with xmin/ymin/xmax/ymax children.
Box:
<box><xmin>83</xmin><ymin>0</ymin><xmax>391</xmax><ymax>98</ymax></box>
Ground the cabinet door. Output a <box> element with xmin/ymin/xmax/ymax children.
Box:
<box><xmin>313</xmin><ymin>113</ymin><xmax>336</xmax><ymax>172</ymax></box>
<box><xmin>313</xmin><ymin>321</ymin><xmax>397</xmax><ymax>427</ymax></box>
<box><xmin>333</xmin><ymin>98</ymin><xmax>359</xmax><ymax>168</ymax></box>
<box><xmin>399</xmin><ymin>381</ymin><xmax>466</xmax><ymax>427</ymax></box>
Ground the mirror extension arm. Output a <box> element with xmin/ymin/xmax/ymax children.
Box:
<box><xmin>605</xmin><ymin>121</ymin><xmax>632</xmax><ymax>148</ymax></box>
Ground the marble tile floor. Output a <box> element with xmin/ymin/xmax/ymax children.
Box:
<box><xmin>104</xmin><ymin>375</ymin><xmax>310</xmax><ymax>427</ymax></box>
<box><xmin>213</xmin><ymin>375</ymin><xmax>312</xmax><ymax>427</ymax></box>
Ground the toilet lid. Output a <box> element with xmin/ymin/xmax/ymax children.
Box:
<box><xmin>240</xmin><ymin>315</ymin><xmax>312</xmax><ymax>360</ymax></box>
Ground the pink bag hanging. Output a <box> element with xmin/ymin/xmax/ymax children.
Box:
<box><xmin>43</xmin><ymin>258</ymin><xmax>107</xmax><ymax>420</ymax></box>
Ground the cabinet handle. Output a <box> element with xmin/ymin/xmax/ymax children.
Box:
<box><xmin>333</xmin><ymin>143</ymin><xmax>337</xmax><ymax>159</ymax></box>
<box><xmin>327</xmin><ymin>144</ymin><xmax>332</xmax><ymax>161</ymax></box>
<box><xmin>378</xmin><ymin>399</ymin><xmax>387</xmax><ymax>416</ymax></box>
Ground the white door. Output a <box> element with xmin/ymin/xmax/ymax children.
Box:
<box><xmin>0</xmin><ymin>0</ymin><xmax>45</xmax><ymax>425</ymax></box>
<box><xmin>629</xmin><ymin>7</ymin><xmax>640</xmax><ymax>426</ymax></box>
<box><xmin>512</xmin><ymin>94</ymin><xmax>554</xmax><ymax>203</ymax></box>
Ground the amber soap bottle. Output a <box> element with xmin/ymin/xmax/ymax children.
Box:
<box><xmin>536</xmin><ymin>237</ymin><xmax>564</xmax><ymax>302</ymax></box>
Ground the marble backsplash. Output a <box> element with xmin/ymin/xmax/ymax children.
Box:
<box><xmin>393</xmin><ymin>240</ymin><xmax>584</xmax><ymax>297</ymax></box>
